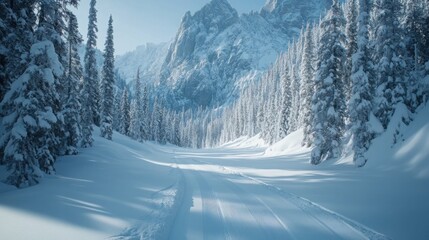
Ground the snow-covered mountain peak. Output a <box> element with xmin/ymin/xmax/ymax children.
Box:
<box><xmin>194</xmin><ymin>0</ymin><xmax>238</xmax><ymax>28</ymax></box>
<box><xmin>262</xmin><ymin>0</ymin><xmax>285</xmax><ymax>13</ymax></box>
<box><xmin>156</xmin><ymin>0</ymin><xmax>333</xmax><ymax>109</ymax></box>
<box><xmin>261</xmin><ymin>0</ymin><xmax>331</xmax><ymax>36</ymax></box>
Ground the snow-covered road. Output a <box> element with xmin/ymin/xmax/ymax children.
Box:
<box><xmin>165</xmin><ymin>153</ymin><xmax>387</xmax><ymax>240</ymax></box>
<box><xmin>3</xmin><ymin>122</ymin><xmax>429</xmax><ymax>239</ymax></box>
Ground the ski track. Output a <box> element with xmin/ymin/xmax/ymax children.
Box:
<box><xmin>165</xmin><ymin>155</ymin><xmax>390</xmax><ymax>240</ymax></box>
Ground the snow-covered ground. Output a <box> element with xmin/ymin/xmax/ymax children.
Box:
<box><xmin>1</xmin><ymin>104</ymin><xmax>429</xmax><ymax>239</ymax></box>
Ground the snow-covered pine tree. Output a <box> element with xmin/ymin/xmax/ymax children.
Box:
<box><xmin>119</xmin><ymin>88</ymin><xmax>130</xmax><ymax>135</ymax></box>
<box><xmin>311</xmin><ymin>0</ymin><xmax>347</xmax><ymax>165</ymax></box>
<box><xmin>129</xmin><ymin>99</ymin><xmax>138</xmax><ymax>138</ymax></box>
<box><xmin>83</xmin><ymin>0</ymin><xmax>100</xmax><ymax>126</ymax></box>
<box><xmin>33</xmin><ymin>0</ymin><xmax>71</xmax><ymax>172</ymax></box>
<box><xmin>129</xmin><ymin>68</ymin><xmax>145</xmax><ymax>141</ymax></box>
<box><xmin>63</xmin><ymin>11</ymin><xmax>83</xmax><ymax>155</ymax></box>
<box><xmin>349</xmin><ymin>0</ymin><xmax>376</xmax><ymax>167</ymax></box>
<box><xmin>289</xmin><ymin>46</ymin><xmax>301</xmax><ymax>132</ymax></box>
<box><xmin>80</xmin><ymin>70</ymin><xmax>94</xmax><ymax>147</ymax></box>
<box><xmin>402</xmin><ymin>0</ymin><xmax>427</xmax><ymax>110</ymax></box>
<box><xmin>0</xmin><ymin>1</ymin><xmax>37</xmax><ymax>164</ymax></box>
<box><xmin>0</xmin><ymin>13</ymin><xmax>66</xmax><ymax>186</ymax></box>
<box><xmin>372</xmin><ymin>0</ymin><xmax>407</xmax><ymax>128</ymax></box>
<box><xmin>300</xmin><ymin>24</ymin><xmax>315</xmax><ymax>146</ymax></box>
<box><xmin>112</xmin><ymin>88</ymin><xmax>122</xmax><ymax>132</ymax></box>
<box><xmin>142</xmin><ymin>85</ymin><xmax>150</xmax><ymax>140</ymax></box>
<box><xmin>100</xmin><ymin>15</ymin><xmax>115</xmax><ymax>140</ymax></box>
<box><xmin>345</xmin><ymin>0</ymin><xmax>358</xmax><ymax>100</ymax></box>
<box><xmin>0</xmin><ymin>1</ymin><xmax>12</xmax><ymax>102</ymax></box>
<box><xmin>279</xmin><ymin>56</ymin><xmax>291</xmax><ymax>138</ymax></box>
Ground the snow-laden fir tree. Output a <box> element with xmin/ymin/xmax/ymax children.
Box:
<box><xmin>0</xmin><ymin>0</ymin><xmax>66</xmax><ymax>186</ymax></box>
<box><xmin>372</xmin><ymin>0</ymin><xmax>407</xmax><ymax>128</ymax></box>
<box><xmin>63</xmin><ymin>11</ymin><xmax>83</xmax><ymax>154</ymax></box>
<box><xmin>311</xmin><ymin>0</ymin><xmax>347</xmax><ymax>165</ymax></box>
<box><xmin>0</xmin><ymin>1</ymin><xmax>12</xmax><ymax>102</ymax></box>
<box><xmin>402</xmin><ymin>0</ymin><xmax>427</xmax><ymax>110</ymax></box>
<box><xmin>112</xmin><ymin>88</ymin><xmax>121</xmax><ymax>131</ymax></box>
<box><xmin>345</xmin><ymin>0</ymin><xmax>358</xmax><ymax>100</ymax></box>
<box><xmin>31</xmin><ymin>0</ymin><xmax>71</xmax><ymax>172</ymax></box>
<box><xmin>279</xmin><ymin>57</ymin><xmax>291</xmax><ymax>138</ymax></box>
<box><xmin>152</xmin><ymin>97</ymin><xmax>166</xmax><ymax>144</ymax></box>
<box><xmin>142</xmin><ymin>85</ymin><xmax>150</xmax><ymax>140</ymax></box>
<box><xmin>289</xmin><ymin>48</ymin><xmax>301</xmax><ymax>132</ymax></box>
<box><xmin>0</xmin><ymin>1</ymin><xmax>37</xmax><ymax>164</ymax></box>
<box><xmin>119</xmin><ymin>88</ymin><xmax>131</xmax><ymax>135</ymax></box>
<box><xmin>83</xmin><ymin>0</ymin><xmax>100</xmax><ymax>126</ymax></box>
<box><xmin>100</xmin><ymin>15</ymin><xmax>115</xmax><ymax>140</ymax></box>
<box><xmin>129</xmin><ymin>68</ymin><xmax>145</xmax><ymax>141</ymax></box>
<box><xmin>300</xmin><ymin>24</ymin><xmax>315</xmax><ymax>146</ymax></box>
<box><xmin>349</xmin><ymin>0</ymin><xmax>376</xmax><ymax>167</ymax></box>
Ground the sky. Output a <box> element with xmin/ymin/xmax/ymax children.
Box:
<box><xmin>73</xmin><ymin>0</ymin><xmax>266</xmax><ymax>55</ymax></box>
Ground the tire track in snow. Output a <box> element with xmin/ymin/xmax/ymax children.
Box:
<box><xmin>190</xmin><ymin>158</ymin><xmax>389</xmax><ymax>240</ymax></box>
<box><xmin>215</xmin><ymin>173</ymin><xmax>296</xmax><ymax>240</ymax></box>
<box><xmin>193</xmin><ymin>170</ymin><xmax>233</xmax><ymax>240</ymax></box>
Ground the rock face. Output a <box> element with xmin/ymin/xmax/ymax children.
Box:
<box><xmin>115</xmin><ymin>43</ymin><xmax>169</xmax><ymax>84</ymax></box>
<box><xmin>261</xmin><ymin>0</ymin><xmax>331</xmax><ymax>35</ymax></box>
<box><xmin>124</xmin><ymin>0</ymin><xmax>332</xmax><ymax>108</ymax></box>
<box><xmin>158</xmin><ymin>0</ymin><xmax>333</xmax><ymax>109</ymax></box>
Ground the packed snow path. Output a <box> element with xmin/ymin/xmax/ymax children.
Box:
<box><xmin>5</xmin><ymin>122</ymin><xmax>429</xmax><ymax>239</ymax></box>
<box><xmin>165</xmin><ymin>150</ymin><xmax>387</xmax><ymax>240</ymax></box>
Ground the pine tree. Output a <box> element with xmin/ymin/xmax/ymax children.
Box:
<box><xmin>80</xmin><ymin>70</ymin><xmax>94</xmax><ymax>147</ymax></box>
<box><xmin>289</xmin><ymin>47</ymin><xmax>301</xmax><ymax>132</ymax></box>
<box><xmin>129</xmin><ymin>68</ymin><xmax>145</xmax><ymax>141</ymax></box>
<box><xmin>63</xmin><ymin>11</ymin><xmax>83</xmax><ymax>154</ymax></box>
<box><xmin>311</xmin><ymin>0</ymin><xmax>347</xmax><ymax>165</ymax></box>
<box><xmin>349</xmin><ymin>0</ymin><xmax>375</xmax><ymax>167</ymax></box>
<box><xmin>345</xmin><ymin>0</ymin><xmax>358</xmax><ymax>100</ymax></box>
<box><xmin>100</xmin><ymin>15</ymin><xmax>115</xmax><ymax>140</ymax></box>
<box><xmin>300</xmin><ymin>24</ymin><xmax>315</xmax><ymax>146</ymax></box>
<box><xmin>0</xmin><ymin>30</ymin><xmax>64</xmax><ymax>187</ymax></box>
<box><xmin>402</xmin><ymin>0</ymin><xmax>426</xmax><ymax>110</ymax></box>
<box><xmin>372</xmin><ymin>0</ymin><xmax>407</xmax><ymax>128</ymax></box>
<box><xmin>142</xmin><ymin>84</ymin><xmax>150</xmax><ymax>140</ymax></box>
<box><xmin>83</xmin><ymin>0</ymin><xmax>100</xmax><ymax>126</ymax></box>
<box><xmin>279</xmin><ymin>58</ymin><xmax>291</xmax><ymax>138</ymax></box>
<box><xmin>0</xmin><ymin>1</ymin><xmax>37</xmax><ymax>164</ymax></box>
<box><xmin>119</xmin><ymin>88</ymin><xmax>130</xmax><ymax>135</ymax></box>
<box><xmin>112</xmin><ymin>89</ymin><xmax>122</xmax><ymax>131</ymax></box>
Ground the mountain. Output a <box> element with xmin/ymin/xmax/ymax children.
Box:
<box><xmin>115</xmin><ymin>42</ymin><xmax>169</xmax><ymax>84</ymax></box>
<box><xmin>112</xmin><ymin>0</ymin><xmax>332</xmax><ymax>107</ymax></box>
<box><xmin>260</xmin><ymin>0</ymin><xmax>330</xmax><ymax>36</ymax></box>
<box><xmin>157</xmin><ymin>0</ymin><xmax>332</xmax><ymax>108</ymax></box>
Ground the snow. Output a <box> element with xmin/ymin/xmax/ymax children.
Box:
<box><xmin>1</xmin><ymin>104</ymin><xmax>429</xmax><ymax>239</ymax></box>
<box><xmin>0</xmin><ymin>128</ymin><xmax>181</xmax><ymax>240</ymax></box>
<box><xmin>30</xmin><ymin>41</ymin><xmax>63</xmax><ymax>77</ymax></box>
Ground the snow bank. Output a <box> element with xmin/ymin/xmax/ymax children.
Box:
<box><xmin>264</xmin><ymin>129</ymin><xmax>309</xmax><ymax>157</ymax></box>
<box><xmin>0</xmin><ymin>127</ymin><xmax>183</xmax><ymax>240</ymax></box>
<box><xmin>220</xmin><ymin>133</ymin><xmax>267</xmax><ymax>149</ymax></box>
<box><xmin>366</xmin><ymin>102</ymin><xmax>429</xmax><ymax>178</ymax></box>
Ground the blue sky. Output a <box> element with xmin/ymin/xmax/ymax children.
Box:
<box><xmin>73</xmin><ymin>0</ymin><xmax>266</xmax><ymax>55</ymax></box>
